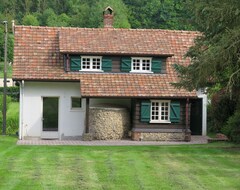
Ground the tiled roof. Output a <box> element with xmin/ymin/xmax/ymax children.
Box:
<box><xmin>59</xmin><ymin>28</ymin><xmax>174</xmax><ymax>56</ymax></box>
<box><xmin>79</xmin><ymin>73</ymin><xmax>196</xmax><ymax>98</ymax></box>
<box><xmin>13</xmin><ymin>26</ymin><xmax>199</xmax><ymax>98</ymax></box>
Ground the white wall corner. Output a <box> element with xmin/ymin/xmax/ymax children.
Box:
<box><xmin>197</xmin><ymin>88</ymin><xmax>208</xmax><ymax>136</ymax></box>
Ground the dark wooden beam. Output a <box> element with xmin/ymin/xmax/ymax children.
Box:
<box><xmin>85</xmin><ymin>98</ymin><xmax>90</xmax><ymax>133</ymax></box>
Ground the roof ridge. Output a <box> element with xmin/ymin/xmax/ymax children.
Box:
<box><xmin>14</xmin><ymin>25</ymin><xmax>199</xmax><ymax>33</ymax></box>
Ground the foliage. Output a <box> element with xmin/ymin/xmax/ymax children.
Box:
<box><xmin>123</xmin><ymin>0</ymin><xmax>194</xmax><ymax>30</ymax></box>
<box><xmin>222</xmin><ymin>108</ymin><xmax>240</xmax><ymax>143</ymax></box>
<box><xmin>0</xmin><ymin>28</ymin><xmax>14</xmax><ymax>62</ymax></box>
<box><xmin>209</xmin><ymin>91</ymin><xmax>237</xmax><ymax>132</ymax></box>
<box><xmin>0</xmin><ymin>95</ymin><xmax>11</xmax><ymax>133</ymax></box>
<box><xmin>0</xmin><ymin>86</ymin><xmax>19</xmax><ymax>100</ymax></box>
<box><xmin>0</xmin><ymin>96</ymin><xmax>19</xmax><ymax>135</ymax></box>
<box><xmin>0</xmin><ymin>0</ymin><xmax>194</xmax><ymax>30</ymax></box>
<box><xmin>22</xmin><ymin>14</ymin><xmax>39</xmax><ymax>26</ymax></box>
<box><xmin>173</xmin><ymin>0</ymin><xmax>240</xmax><ymax>141</ymax></box>
<box><xmin>173</xmin><ymin>0</ymin><xmax>240</xmax><ymax>93</ymax></box>
<box><xmin>6</xmin><ymin>102</ymin><xmax>19</xmax><ymax>135</ymax></box>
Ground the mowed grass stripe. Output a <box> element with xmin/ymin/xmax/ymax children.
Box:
<box><xmin>0</xmin><ymin>137</ymin><xmax>240</xmax><ymax>190</ymax></box>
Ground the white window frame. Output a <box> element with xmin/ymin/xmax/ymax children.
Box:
<box><xmin>130</xmin><ymin>57</ymin><xmax>153</xmax><ymax>73</ymax></box>
<box><xmin>150</xmin><ymin>100</ymin><xmax>171</xmax><ymax>123</ymax></box>
<box><xmin>81</xmin><ymin>56</ymin><xmax>103</xmax><ymax>71</ymax></box>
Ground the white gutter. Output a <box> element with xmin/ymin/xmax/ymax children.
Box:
<box><xmin>19</xmin><ymin>80</ymin><xmax>24</xmax><ymax>140</ymax></box>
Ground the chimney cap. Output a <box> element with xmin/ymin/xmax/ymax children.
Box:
<box><xmin>103</xmin><ymin>6</ymin><xmax>113</xmax><ymax>15</ymax></box>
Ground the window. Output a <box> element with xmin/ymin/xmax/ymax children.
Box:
<box><xmin>71</xmin><ymin>97</ymin><xmax>82</xmax><ymax>109</ymax></box>
<box><xmin>151</xmin><ymin>100</ymin><xmax>170</xmax><ymax>123</ymax></box>
<box><xmin>81</xmin><ymin>56</ymin><xmax>102</xmax><ymax>71</ymax></box>
<box><xmin>131</xmin><ymin>57</ymin><xmax>152</xmax><ymax>72</ymax></box>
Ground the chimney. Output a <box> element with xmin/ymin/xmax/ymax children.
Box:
<box><xmin>103</xmin><ymin>6</ymin><xmax>114</xmax><ymax>28</ymax></box>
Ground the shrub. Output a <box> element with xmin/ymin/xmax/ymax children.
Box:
<box><xmin>222</xmin><ymin>109</ymin><xmax>240</xmax><ymax>143</ymax></box>
<box><xmin>210</xmin><ymin>92</ymin><xmax>236</xmax><ymax>132</ymax></box>
<box><xmin>0</xmin><ymin>87</ymin><xmax>20</xmax><ymax>101</ymax></box>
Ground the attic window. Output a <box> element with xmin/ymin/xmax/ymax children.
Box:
<box><xmin>81</xmin><ymin>56</ymin><xmax>102</xmax><ymax>71</ymax></box>
<box><xmin>131</xmin><ymin>57</ymin><xmax>152</xmax><ymax>73</ymax></box>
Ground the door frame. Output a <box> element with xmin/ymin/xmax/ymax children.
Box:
<box><xmin>41</xmin><ymin>96</ymin><xmax>60</xmax><ymax>139</ymax></box>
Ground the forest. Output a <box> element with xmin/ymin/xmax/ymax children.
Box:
<box><xmin>0</xmin><ymin>0</ymin><xmax>193</xmax><ymax>30</ymax></box>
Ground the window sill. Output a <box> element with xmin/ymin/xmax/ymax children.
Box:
<box><xmin>79</xmin><ymin>70</ymin><xmax>103</xmax><ymax>72</ymax></box>
<box><xmin>70</xmin><ymin>108</ymin><xmax>84</xmax><ymax>112</ymax></box>
<box><xmin>130</xmin><ymin>71</ymin><xmax>153</xmax><ymax>74</ymax></box>
<box><xmin>150</xmin><ymin>121</ymin><xmax>171</xmax><ymax>124</ymax></box>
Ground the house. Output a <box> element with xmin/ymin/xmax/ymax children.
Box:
<box><xmin>13</xmin><ymin>7</ymin><xmax>207</xmax><ymax>141</ymax></box>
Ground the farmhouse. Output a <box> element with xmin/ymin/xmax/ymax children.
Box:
<box><xmin>13</xmin><ymin>7</ymin><xmax>207</xmax><ymax>141</ymax></box>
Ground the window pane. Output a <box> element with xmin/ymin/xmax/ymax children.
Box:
<box><xmin>82</xmin><ymin>57</ymin><xmax>101</xmax><ymax>70</ymax></box>
<box><xmin>72</xmin><ymin>97</ymin><xmax>81</xmax><ymax>108</ymax></box>
<box><xmin>151</xmin><ymin>100</ymin><xmax>170</xmax><ymax>122</ymax></box>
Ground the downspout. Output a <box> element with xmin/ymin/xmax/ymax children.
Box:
<box><xmin>19</xmin><ymin>80</ymin><xmax>24</xmax><ymax>140</ymax></box>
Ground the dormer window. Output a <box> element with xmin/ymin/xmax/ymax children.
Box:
<box><xmin>82</xmin><ymin>56</ymin><xmax>102</xmax><ymax>71</ymax></box>
<box><xmin>131</xmin><ymin>57</ymin><xmax>152</xmax><ymax>73</ymax></box>
<box><xmin>121</xmin><ymin>57</ymin><xmax>162</xmax><ymax>73</ymax></box>
<box><xmin>66</xmin><ymin>55</ymin><xmax>112</xmax><ymax>72</ymax></box>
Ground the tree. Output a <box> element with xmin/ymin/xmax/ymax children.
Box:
<box><xmin>123</xmin><ymin>0</ymin><xmax>193</xmax><ymax>30</ymax></box>
<box><xmin>173</xmin><ymin>0</ymin><xmax>240</xmax><ymax>141</ymax></box>
<box><xmin>22</xmin><ymin>14</ymin><xmax>39</xmax><ymax>26</ymax></box>
<box><xmin>174</xmin><ymin>0</ymin><xmax>240</xmax><ymax>93</ymax></box>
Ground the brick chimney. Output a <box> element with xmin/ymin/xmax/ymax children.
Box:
<box><xmin>103</xmin><ymin>6</ymin><xmax>114</xmax><ymax>28</ymax></box>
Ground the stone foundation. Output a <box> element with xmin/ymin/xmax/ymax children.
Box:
<box><xmin>132</xmin><ymin>132</ymin><xmax>186</xmax><ymax>141</ymax></box>
<box><xmin>89</xmin><ymin>106</ymin><xmax>130</xmax><ymax>140</ymax></box>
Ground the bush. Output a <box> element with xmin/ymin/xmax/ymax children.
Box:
<box><xmin>222</xmin><ymin>110</ymin><xmax>240</xmax><ymax>144</ymax></box>
<box><xmin>0</xmin><ymin>87</ymin><xmax>19</xmax><ymax>101</ymax></box>
<box><xmin>210</xmin><ymin>92</ymin><xmax>236</xmax><ymax>132</ymax></box>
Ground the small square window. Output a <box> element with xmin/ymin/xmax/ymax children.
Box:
<box><xmin>71</xmin><ymin>97</ymin><xmax>82</xmax><ymax>108</ymax></box>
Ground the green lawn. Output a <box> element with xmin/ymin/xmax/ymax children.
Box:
<box><xmin>0</xmin><ymin>137</ymin><xmax>240</xmax><ymax>190</ymax></box>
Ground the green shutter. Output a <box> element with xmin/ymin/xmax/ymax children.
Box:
<box><xmin>121</xmin><ymin>57</ymin><xmax>131</xmax><ymax>72</ymax></box>
<box><xmin>170</xmin><ymin>101</ymin><xmax>180</xmax><ymax>123</ymax></box>
<box><xmin>141</xmin><ymin>101</ymin><xmax>151</xmax><ymax>122</ymax></box>
<box><xmin>70</xmin><ymin>56</ymin><xmax>81</xmax><ymax>71</ymax></box>
<box><xmin>102</xmin><ymin>57</ymin><xmax>112</xmax><ymax>72</ymax></box>
<box><xmin>151</xmin><ymin>58</ymin><xmax>162</xmax><ymax>73</ymax></box>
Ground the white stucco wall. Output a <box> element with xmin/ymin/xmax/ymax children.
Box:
<box><xmin>20</xmin><ymin>81</ymin><xmax>86</xmax><ymax>140</ymax></box>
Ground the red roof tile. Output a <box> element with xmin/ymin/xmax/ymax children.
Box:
<box><xmin>59</xmin><ymin>28</ymin><xmax>174</xmax><ymax>56</ymax></box>
<box><xmin>13</xmin><ymin>26</ymin><xmax>199</xmax><ymax>98</ymax></box>
<box><xmin>79</xmin><ymin>73</ymin><xmax>196</xmax><ymax>98</ymax></box>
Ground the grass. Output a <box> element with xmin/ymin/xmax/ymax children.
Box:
<box><xmin>6</xmin><ymin>102</ymin><xmax>19</xmax><ymax>134</ymax></box>
<box><xmin>0</xmin><ymin>137</ymin><xmax>239</xmax><ymax>190</ymax></box>
<box><xmin>0</xmin><ymin>62</ymin><xmax>12</xmax><ymax>78</ymax></box>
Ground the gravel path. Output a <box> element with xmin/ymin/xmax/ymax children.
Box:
<box><xmin>17</xmin><ymin>135</ymin><xmax>209</xmax><ymax>146</ymax></box>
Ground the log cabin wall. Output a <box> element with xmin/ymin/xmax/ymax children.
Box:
<box><xmin>132</xmin><ymin>99</ymin><xmax>189</xmax><ymax>130</ymax></box>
